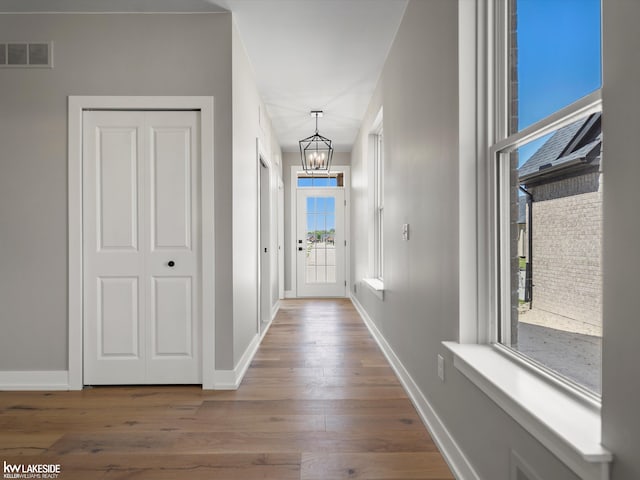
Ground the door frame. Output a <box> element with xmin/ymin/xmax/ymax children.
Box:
<box><xmin>289</xmin><ymin>165</ymin><xmax>350</xmax><ymax>298</ymax></box>
<box><xmin>278</xmin><ymin>177</ymin><xmax>285</xmax><ymax>300</ymax></box>
<box><xmin>256</xmin><ymin>138</ymin><xmax>273</xmax><ymax>334</ymax></box>
<box><xmin>68</xmin><ymin>96</ymin><xmax>215</xmax><ymax>390</ymax></box>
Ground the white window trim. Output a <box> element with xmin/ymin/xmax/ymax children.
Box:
<box><xmin>443</xmin><ymin>342</ymin><xmax>611</xmax><ymax>480</ymax></box>
<box><xmin>449</xmin><ymin>1</ymin><xmax>611</xmax><ymax>479</ymax></box>
<box><xmin>374</xmin><ymin>128</ymin><xmax>384</xmax><ymax>281</ymax></box>
<box><xmin>364</xmin><ymin>108</ymin><xmax>385</xmax><ymax>298</ymax></box>
<box><xmin>362</xmin><ymin>277</ymin><xmax>384</xmax><ymax>301</ymax></box>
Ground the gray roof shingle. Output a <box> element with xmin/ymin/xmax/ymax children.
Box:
<box><xmin>518</xmin><ymin>113</ymin><xmax>601</xmax><ymax>181</ymax></box>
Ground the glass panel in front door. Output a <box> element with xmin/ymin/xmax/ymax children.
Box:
<box><xmin>305</xmin><ymin>196</ymin><xmax>336</xmax><ymax>284</ymax></box>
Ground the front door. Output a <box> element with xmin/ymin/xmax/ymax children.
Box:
<box><xmin>296</xmin><ymin>188</ymin><xmax>345</xmax><ymax>297</ymax></box>
<box><xmin>83</xmin><ymin>110</ymin><xmax>201</xmax><ymax>385</ymax></box>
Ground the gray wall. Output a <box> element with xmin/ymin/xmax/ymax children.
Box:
<box><xmin>0</xmin><ymin>13</ymin><xmax>234</xmax><ymax>370</ymax></box>
<box><xmin>350</xmin><ymin>1</ymin><xmax>581</xmax><ymax>479</ymax></box>
<box><xmin>231</xmin><ymin>21</ymin><xmax>282</xmax><ymax>365</ymax></box>
<box><xmin>282</xmin><ymin>151</ymin><xmax>350</xmax><ymax>293</ymax></box>
<box><xmin>601</xmin><ymin>1</ymin><xmax>640</xmax><ymax>478</ymax></box>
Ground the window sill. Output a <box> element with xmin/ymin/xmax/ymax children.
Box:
<box><xmin>362</xmin><ymin>278</ymin><xmax>384</xmax><ymax>300</ymax></box>
<box><xmin>442</xmin><ymin>342</ymin><xmax>612</xmax><ymax>480</ymax></box>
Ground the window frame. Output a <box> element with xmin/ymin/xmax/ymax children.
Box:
<box><xmin>363</xmin><ymin>108</ymin><xmax>385</xmax><ymax>299</ymax></box>
<box><xmin>373</xmin><ymin>127</ymin><xmax>384</xmax><ymax>281</ymax></box>
<box><xmin>489</xmin><ymin>0</ymin><xmax>603</xmax><ymax>400</ymax></box>
<box><xmin>447</xmin><ymin>1</ymin><xmax>611</xmax><ymax>477</ymax></box>
<box><xmin>493</xmin><ymin>92</ymin><xmax>603</xmax><ymax>352</ymax></box>
<box><xmin>296</xmin><ymin>172</ymin><xmax>344</xmax><ymax>188</ymax></box>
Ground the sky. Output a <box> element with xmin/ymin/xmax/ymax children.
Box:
<box><xmin>306</xmin><ymin>196</ymin><xmax>336</xmax><ymax>232</ymax></box>
<box><xmin>517</xmin><ymin>0</ymin><xmax>601</xmax><ymax>163</ymax></box>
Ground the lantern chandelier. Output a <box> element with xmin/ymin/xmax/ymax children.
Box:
<box><xmin>299</xmin><ymin>110</ymin><xmax>334</xmax><ymax>173</ymax></box>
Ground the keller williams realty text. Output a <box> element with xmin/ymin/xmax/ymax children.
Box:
<box><xmin>3</xmin><ymin>461</ymin><xmax>61</xmax><ymax>479</ymax></box>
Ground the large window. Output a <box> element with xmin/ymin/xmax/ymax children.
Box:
<box><xmin>494</xmin><ymin>0</ymin><xmax>602</xmax><ymax>395</ymax></box>
<box><xmin>374</xmin><ymin>130</ymin><xmax>384</xmax><ymax>280</ymax></box>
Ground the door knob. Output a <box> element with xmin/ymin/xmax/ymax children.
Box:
<box><xmin>167</xmin><ymin>260</ymin><xmax>175</xmax><ymax>267</ymax></box>
<box><xmin>298</xmin><ymin>247</ymin><xmax>303</xmax><ymax>251</ymax></box>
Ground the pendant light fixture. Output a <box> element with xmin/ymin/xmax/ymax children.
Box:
<box><xmin>299</xmin><ymin>110</ymin><xmax>334</xmax><ymax>173</ymax></box>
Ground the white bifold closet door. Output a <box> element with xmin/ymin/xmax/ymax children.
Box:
<box><xmin>83</xmin><ymin>110</ymin><xmax>201</xmax><ymax>385</ymax></box>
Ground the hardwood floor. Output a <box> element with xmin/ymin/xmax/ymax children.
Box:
<box><xmin>0</xmin><ymin>299</ymin><xmax>454</xmax><ymax>479</ymax></box>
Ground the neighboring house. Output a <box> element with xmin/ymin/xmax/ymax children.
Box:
<box><xmin>518</xmin><ymin>113</ymin><xmax>603</xmax><ymax>329</ymax></box>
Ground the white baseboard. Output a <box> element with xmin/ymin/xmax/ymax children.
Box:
<box><xmin>284</xmin><ymin>290</ymin><xmax>295</xmax><ymax>298</ymax></box>
<box><xmin>212</xmin><ymin>332</ymin><xmax>260</xmax><ymax>390</ymax></box>
<box><xmin>0</xmin><ymin>371</ymin><xmax>70</xmax><ymax>390</ymax></box>
<box><xmin>350</xmin><ymin>295</ymin><xmax>480</xmax><ymax>480</ymax></box>
<box><xmin>2</xmin><ymin>301</ymin><xmax>282</xmax><ymax>392</ymax></box>
<box><xmin>211</xmin><ymin>302</ymin><xmax>279</xmax><ymax>390</ymax></box>
<box><xmin>210</xmin><ymin>369</ymin><xmax>236</xmax><ymax>389</ymax></box>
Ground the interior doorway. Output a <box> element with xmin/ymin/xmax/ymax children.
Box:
<box><xmin>259</xmin><ymin>157</ymin><xmax>271</xmax><ymax>332</ymax></box>
<box><xmin>278</xmin><ymin>178</ymin><xmax>285</xmax><ymax>300</ymax></box>
<box><xmin>68</xmin><ymin>96</ymin><xmax>215</xmax><ymax>390</ymax></box>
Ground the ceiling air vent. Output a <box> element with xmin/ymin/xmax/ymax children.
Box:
<box><xmin>0</xmin><ymin>42</ymin><xmax>53</xmax><ymax>68</ymax></box>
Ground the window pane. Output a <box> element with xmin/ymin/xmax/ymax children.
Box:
<box><xmin>304</xmin><ymin>196</ymin><xmax>336</xmax><ymax>285</ymax></box>
<box><xmin>297</xmin><ymin>175</ymin><xmax>340</xmax><ymax>187</ymax></box>
<box><xmin>510</xmin><ymin>0</ymin><xmax>602</xmax><ymax>133</ymax></box>
<box><xmin>501</xmin><ymin>112</ymin><xmax>603</xmax><ymax>393</ymax></box>
<box><xmin>313</xmin><ymin>177</ymin><xmax>337</xmax><ymax>187</ymax></box>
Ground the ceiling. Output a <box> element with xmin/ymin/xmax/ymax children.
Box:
<box><xmin>215</xmin><ymin>1</ymin><xmax>407</xmax><ymax>152</ymax></box>
<box><xmin>0</xmin><ymin>0</ymin><xmax>408</xmax><ymax>152</ymax></box>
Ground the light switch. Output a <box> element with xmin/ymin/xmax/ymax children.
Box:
<box><xmin>402</xmin><ymin>223</ymin><xmax>409</xmax><ymax>241</ymax></box>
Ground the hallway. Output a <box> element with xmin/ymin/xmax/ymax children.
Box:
<box><xmin>0</xmin><ymin>299</ymin><xmax>454</xmax><ymax>479</ymax></box>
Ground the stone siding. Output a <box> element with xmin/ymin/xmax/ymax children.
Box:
<box><xmin>533</xmin><ymin>170</ymin><xmax>600</xmax><ymax>201</ymax></box>
<box><xmin>530</xmin><ymin>174</ymin><xmax>602</xmax><ymax>327</ymax></box>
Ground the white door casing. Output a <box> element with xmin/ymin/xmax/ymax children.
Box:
<box><xmin>259</xmin><ymin>158</ymin><xmax>271</xmax><ymax>330</ymax></box>
<box><xmin>83</xmin><ymin>110</ymin><xmax>201</xmax><ymax>384</ymax></box>
<box><xmin>296</xmin><ymin>188</ymin><xmax>346</xmax><ymax>297</ymax></box>
<box><xmin>68</xmin><ymin>96</ymin><xmax>214</xmax><ymax>391</ymax></box>
<box><xmin>278</xmin><ymin>178</ymin><xmax>285</xmax><ymax>300</ymax></box>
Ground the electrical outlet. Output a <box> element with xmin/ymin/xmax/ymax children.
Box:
<box><xmin>437</xmin><ymin>354</ymin><xmax>445</xmax><ymax>381</ymax></box>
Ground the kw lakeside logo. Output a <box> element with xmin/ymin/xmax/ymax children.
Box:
<box><xmin>3</xmin><ymin>461</ymin><xmax>61</xmax><ymax>479</ymax></box>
